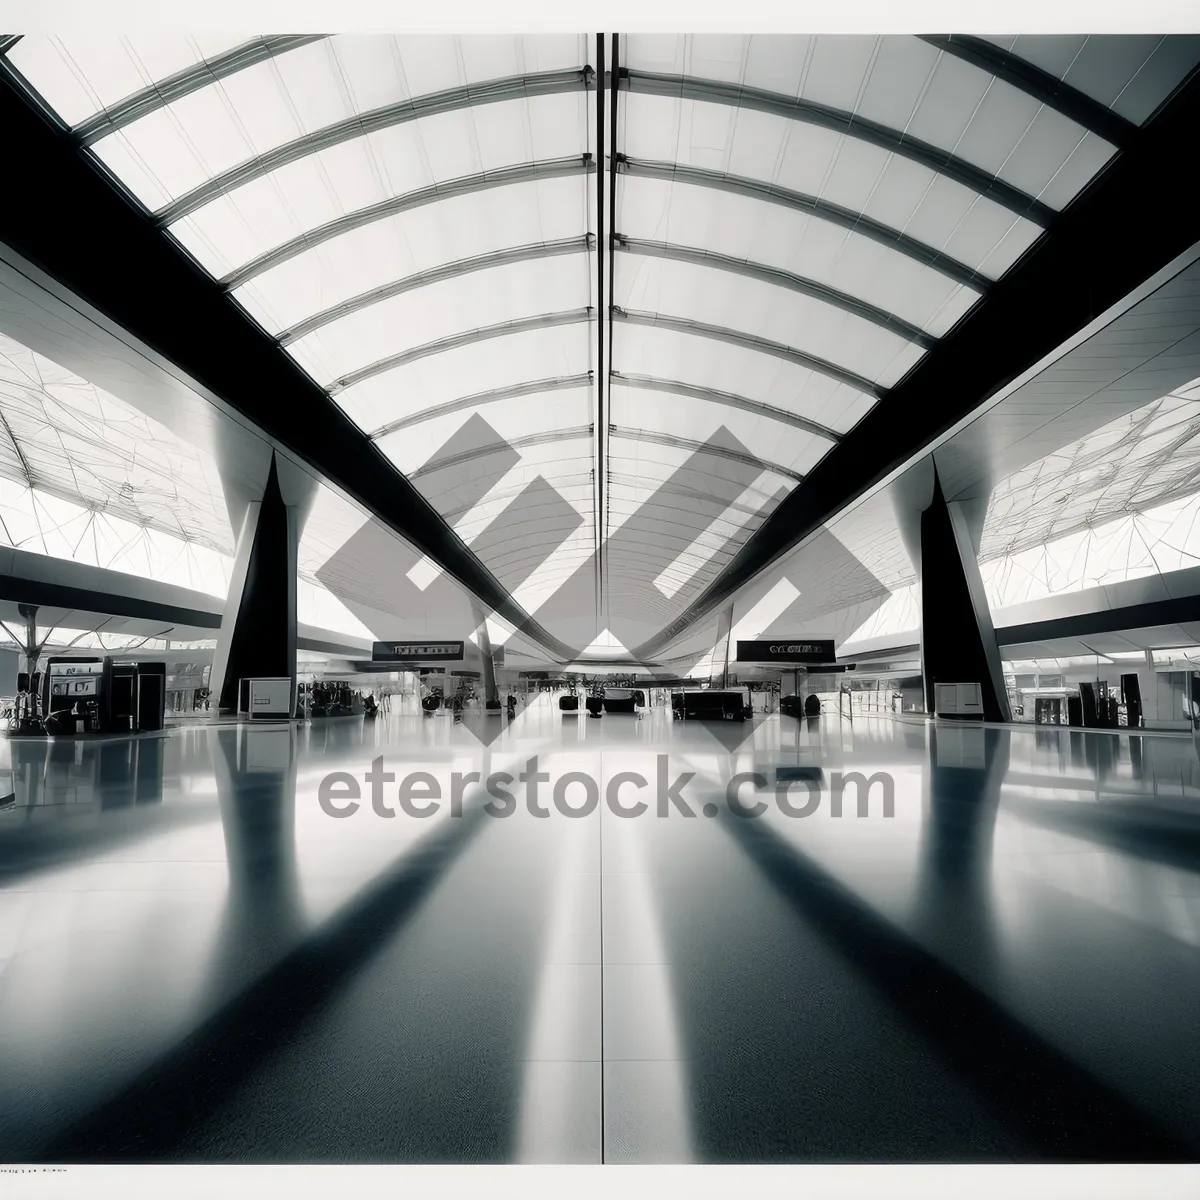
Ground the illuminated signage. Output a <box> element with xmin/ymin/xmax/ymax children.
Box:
<box><xmin>736</xmin><ymin>640</ymin><xmax>837</xmax><ymax>663</ymax></box>
<box><xmin>371</xmin><ymin>641</ymin><xmax>466</xmax><ymax>663</ymax></box>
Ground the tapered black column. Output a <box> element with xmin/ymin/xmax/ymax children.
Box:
<box><xmin>211</xmin><ymin>454</ymin><xmax>301</xmax><ymax>714</ymax></box>
<box><xmin>470</xmin><ymin>601</ymin><xmax>500</xmax><ymax>705</ymax></box>
<box><xmin>710</xmin><ymin>601</ymin><xmax>734</xmax><ymax>689</ymax></box>
<box><xmin>920</xmin><ymin>473</ymin><xmax>1010</xmax><ymax>722</ymax></box>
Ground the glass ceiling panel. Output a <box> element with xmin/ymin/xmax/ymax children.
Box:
<box><xmin>101</xmin><ymin>82</ymin><xmax>587</xmax><ymax>219</ymax></box>
<box><xmin>510</xmin><ymin>526</ymin><xmax>597</xmax><ymax>610</ymax></box>
<box><xmin>0</xmin><ymin>477</ymin><xmax>235</xmax><ymax>600</ymax></box>
<box><xmin>382</xmin><ymin>446</ymin><xmax>595</xmax><ymax>517</ymax></box>
<box><xmin>455</xmin><ymin>473</ymin><xmax>595</xmax><ymax>526</ymax></box>
<box><xmin>0</xmin><ymin>331</ymin><xmax>231</xmax><ymax>555</ymax></box>
<box><xmin>5</xmin><ymin>33</ymin><xmax>248</xmax><ymax>126</ymax></box>
<box><xmin>613</xmin><ymin>254</ymin><xmax>925</xmax><ymax>387</ymax></box>
<box><xmin>620</xmin><ymin>92</ymin><xmax>1044</xmax><ymax>280</ymax></box>
<box><xmin>981</xmin><ymin>495</ymin><xmax>1200</xmax><ymax>612</ymax></box>
<box><xmin>609</xmin><ymin>385</ymin><xmax>833</xmax><ymax>477</ymax></box>
<box><xmin>612</xmin><ymin>322</ymin><xmax>878</xmax><ymax>437</ymax></box>
<box><xmin>623</xmin><ymin>35</ymin><xmax>1116</xmax><ymax>212</ymax></box>
<box><xmin>605</xmin><ymin>441</ymin><xmax>794</xmax><ymax>492</ymax></box>
<box><xmin>391</xmin><ymin>426</ymin><xmax>597</xmax><ymax>579</ymax></box>
<box><xmin>333</xmin><ymin>321</ymin><xmax>593</xmax><ymax>436</ymax></box>
<box><xmin>374</xmin><ymin>388</ymin><xmax>594</xmax><ymax>471</ymax></box>
<box><xmin>159</xmin><ymin>93</ymin><xmax>589</xmax><ymax>278</ymax></box>
<box><xmin>651</xmin><ymin>502</ymin><xmax>782</xmax><ymax>603</ymax></box>
<box><xmin>456</xmin><ymin>488</ymin><xmax>593</xmax><ymax>553</ymax></box>
<box><xmin>979</xmin><ymin>379</ymin><xmax>1200</xmax><ymax>562</ymax></box>
<box><xmin>83</xmin><ymin>34</ymin><xmax>585</xmax><ymax>206</ymax></box>
<box><xmin>615</xmin><ymin>173</ymin><xmax>982</xmax><ymax>337</ymax></box>
<box><xmin>458</xmin><ymin>493</ymin><xmax>595</xmax><ymax>573</ymax></box>
<box><xmin>604</xmin><ymin>450</ymin><xmax>794</xmax><ymax>565</ymax></box>
<box><xmin>287</xmin><ymin>255</ymin><xmax>590</xmax><ymax>389</ymax></box>
<box><xmin>233</xmin><ymin>174</ymin><xmax>590</xmax><ymax>336</ymax></box>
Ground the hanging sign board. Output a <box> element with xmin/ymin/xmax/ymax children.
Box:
<box><xmin>372</xmin><ymin>641</ymin><xmax>465</xmax><ymax>663</ymax></box>
<box><xmin>736</xmin><ymin>640</ymin><xmax>836</xmax><ymax>663</ymax></box>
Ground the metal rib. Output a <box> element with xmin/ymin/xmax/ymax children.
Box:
<box><xmin>609</xmin><ymin>470</ymin><xmax>777</xmax><ymax>522</ymax></box>
<box><xmin>158</xmin><ymin>67</ymin><xmax>593</xmax><ymax>224</ymax></box>
<box><xmin>617</xmin><ymin>157</ymin><xmax>984</xmax><ymax>289</ymax></box>
<box><xmin>328</xmin><ymin>309</ymin><xmax>593</xmax><ymax>395</ymax></box>
<box><xmin>613</xmin><ymin>309</ymin><xmax>883</xmax><ymax>398</ymax></box>
<box><xmin>278</xmin><ymin>235</ymin><xmax>594</xmax><ymax>343</ymax></box>
<box><xmin>410</xmin><ymin>425</ymin><xmax>595</xmax><ymax>479</ymax></box>
<box><xmin>612</xmin><ymin>372</ymin><xmax>842</xmax><ymax>442</ymax></box>
<box><xmin>608</xmin><ymin>425</ymin><xmax>804</xmax><ymax>482</ymax></box>
<box><xmin>0</xmin><ymin>35</ymin><xmax>22</xmax><ymax>56</ymax></box>
<box><xmin>616</xmin><ymin>237</ymin><xmax>937</xmax><ymax>349</ymax></box>
<box><xmin>221</xmin><ymin>156</ymin><xmax>595</xmax><ymax>290</ymax></box>
<box><xmin>370</xmin><ymin>374</ymin><xmax>593</xmax><ymax>440</ymax></box>
<box><xmin>76</xmin><ymin>36</ymin><xmax>328</xmax><ymax>144</ymax></box>
<box><xmin>919</xmin><ymin>35</ymin><xmax>1136</xmax><ymax>148</ymax></box>
<box><xmin>623</xmin><ymin>70</ymin><xmax>1054</xmax><ymax>224</ymax></box>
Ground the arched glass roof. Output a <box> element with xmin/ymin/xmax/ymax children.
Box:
<box><xmin>4</xmin><ymin>31</ymin><xmax>1198</xmax><ymax>655</ymax></box>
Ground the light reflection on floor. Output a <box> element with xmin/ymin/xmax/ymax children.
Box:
<box><xmin>0</xmin><ymin>697</ymin><xmax>1197</xmax><ymax>1163</ymax></box>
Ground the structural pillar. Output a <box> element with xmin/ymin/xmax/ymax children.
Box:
<box><xmin>210</xmin><ymin>452</ymin><xmax>314</xmax><ymax>715</ymax></box>
<box><xmin>18</xmin><ymin>602</ymin><xmax>40</xmax><ymax>681</ymax></box>
<box><xmin>1136</xmin><ymin>649</ymin><xmax>1160</xmax><ymax>727</ymax></box>
<box><xmin>711</xmin><ymin>601</ymin><xmax>735</xmax><ymax>689</ymax></box>
<box><xmin>916</xmin><ymin>472</ymin><xmax>1010</xmax><ymax>723</ymax></box>
<box><xmin>470</xmin><ymin>601</ymin><xmax>500</xmax><ymax>706</ymax></box>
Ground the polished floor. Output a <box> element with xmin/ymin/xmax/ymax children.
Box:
<box><xmin>0</xmin><ymin>697</ymin><xmax>1198</xmax><ymax>1163</ymax></box>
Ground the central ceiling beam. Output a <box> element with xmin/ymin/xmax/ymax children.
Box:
<box><xmin>595</xmin><ymin>33</ymin><xmax>609</xmax><ymax>615</ymax></box>
<box><xmin>604</xmin><ymin>33</ymin><xmax>622</xmax><ymax>612</ymax></box>
<box><xmin>621</xmin><ymin>69</ymin><xmax>1054</xmax><ymax>225</ymax></box>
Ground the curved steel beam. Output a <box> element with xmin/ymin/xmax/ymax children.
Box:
<box><xmin>221</xmin><ymin>155</ymin><xmax>595</xmax><ymax>290</ymax></box>
<box><xmin>609</xmin><ymin>424</ymin><xmax>804</xmax><ymax>482</ymax></box>
<box><xmin>919</xmin><ymin>35</ymin><xmax>1136</xmax><ymax>148</ymax></box>
<box><xmin>370</xmin><ymin>373</ymin><xmax>593</xmax><ymax>439</ymax></box>
<box><xmin>76</xmin><ymin>36</ymin><xmax>328</xmax><ymax>144</ymax></box>
<box><xmin>608</xmin><ymin>470</ymin><xmax>775</xmax><ymax>523</ymax></box>
<box><xmin>278</xmin><ymin>235</ymin><xmax>594</xmax><ymax>344</ymax></box>
<box><xmin>616</xmin><ymin>236</ymin><xmax>936</xmax><ymax>349</ymax></box>
<box><xmin>617</xmin><ymin>157</ymin><xmax>984</xmax><ymax>289</ymax></box>
<box><xmin>622</xmin><ymin>70</ymin><xmax>1054</xmax><ymax>225</ymax></box>
<box><xmin>328</xmin><ymin>309</ymin><xmax>593</xmax><ymax>396</ymax></box>
<box><xmin>611</xmin><ymin>372</ymin><xmax>841</xmax><ymax>442</ymax></box>
<box><xmin>440</xmin><ymin>472</ymin><xmax>593</xmax><ymax>522</ymax></box>
<box><xmin>158</xmin><ymin>66</ymin><xmax>594</xmax><ymax>224</ymax></box>
<box><xmin>409</xmin><ymin>425</ymin><xmax>595</xmax><ymax>480</ymax></box>
<box><xmin>613</xmin><ymin>308</ymin><xmax>883</xmax><ymax>399</ymax></box>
